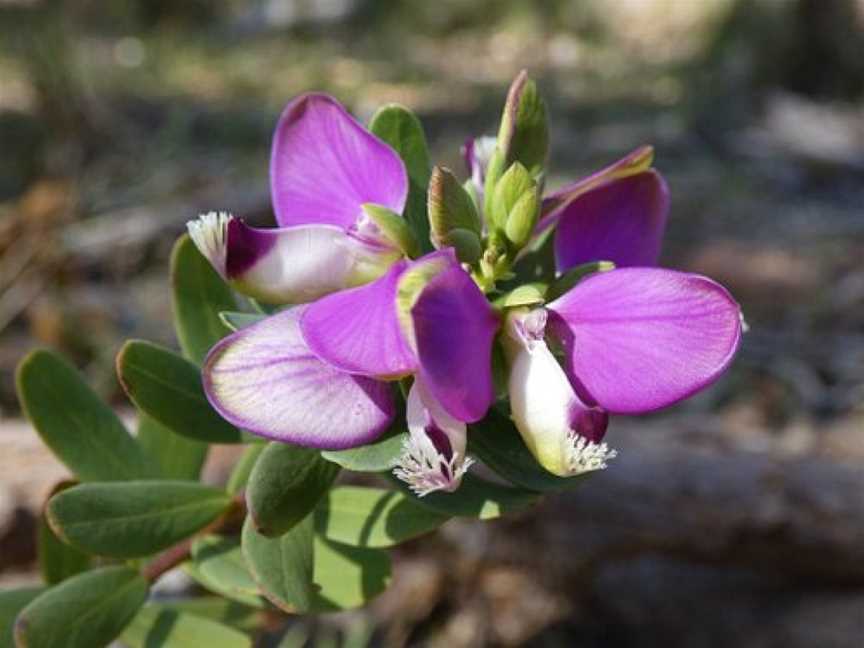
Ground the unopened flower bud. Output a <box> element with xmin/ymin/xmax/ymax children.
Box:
<box><xmin>427</xmin><ymin>166</ymin><xmax>482</xmax><ymax>263</ymax></box>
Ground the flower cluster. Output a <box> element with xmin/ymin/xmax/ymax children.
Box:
<box><xmin>188</xmin><ymin>73</ymin><xmax>742</xmax><ymax>496</ymax></box>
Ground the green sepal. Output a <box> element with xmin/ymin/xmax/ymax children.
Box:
<box><xmin>246</xmin><ymin>442</ymin><xmax>339</xmax><ymax>537</ymax></box>
<box><xmin>14</xmin><ymin>566</ymin><xmax>148</xmax><ymax>648</ymax></box>
<box><xmin>494</xmin><ymin>282</ymin><xmax>548</xmax><ymax>309</ymax></box>
<box><xmin>15</xmin><ymin>349</ymin><xmax>155</xmax><ymax>482</ymax></box>
<box><xmin>362</xmin><ymin>203</ymin><xmax>420</xmax><ymax>258</ymax></box>
<box><xmin>427</xmin><ymin>166</ymin><xmax>482</xmax><ymax>253</ymax></box>
<box><xmin>117</xmin><ymin>339</ymin><xmax>243</xmax><ymax>444</ymax></box>
<box><xmin>46</xmin><ymin>480</ymin><xmax>233</xmax><ymax>559</ymax></box>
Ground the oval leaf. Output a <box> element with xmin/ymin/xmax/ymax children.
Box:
<box><xmin>218</xmin><ymin>311</ymin><xmax>267</xmax><ymax>332</ymax></box>
<box><xmin>315</xmin><ymin>486</ymin><xmax>449</xmax><ymax>548</ymax></box>
<box><xmin>0</xmin><ymin>587</ymin><xmax>44</xmax><ymax>646</ymax></box>
<box><xmin>312</xmin><ymin>537</ymin><xmax>391</xmax><ymax>612</ymax></box>
<box><xmin>190</xmin><ymin>535</ymin><xmax>262</xmax><ymax>603</ymax></box>
<box><xmin>388</xmin><ymin>472</ymin><xmax>538</xmax><ymax>520</ymax></box>
<box><xmin>321</xmin><ymin>428</ymin><xmax>407</xmax><ymax>472</ymax></box>
<box><xmin>47</xmin><ymin>481</ymin><xmax>233</xmax><ymax>559</ymax></box>
<box><xmin>16</xmin><ymin>349</ymin><xmax>155</xmax><ymax>482</ymax></box>
<box><xmin>226</xmin><ymin>443</ymin><xmax>266</xmax><ymax>495</ymax></box>
<box><xmin>247</xmin><ymin>443</ymin><xmax>339</xmax><ymax>537</ymax></box>
<box><xmin>160</xmin><ymin>598</ymin><xmax>264</xmax><ymax>634</ymax></box>
<box><xmin>137</xmin><ymin>414</ymin><xmax>208</xmax><ymax>481</ymax></box>
<box><xmin>38</xmin><ymin>481</ymin><xmax>91</xmax><ymax>585</ymax></box>
<box><xmin>14</xmin><ymin>566</ymin><xmax>148</xmax><ymax>648</ymax></box>
<box><xmin>172</xmin><ymin>234</ymin><xmax>237</xmax><ymax>365</ymax></box>
<box><xmin>121</xmin><ymin>604</ymin><xmax>252</xmax><ymax>648</ymax></box>
<box><xmin>369</xmin><ymin>104</ymin><xmax>432</xmax><ymax>252</ymax></box>
<box><xmin>117</xmin><ymin>340</ymin><xmax>242</xmax><ymax>444</ymax></box>
<box><xmin>241</xmin><ymin>514</ymin><xmax>314</xmax><ymax>614</ymax></box>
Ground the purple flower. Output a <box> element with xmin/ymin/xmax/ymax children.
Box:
<box><xmin>187</xmin><ymin>94</ymin><xmax>409</xmax><ymax>304</ymax></box>
<box><xmin>505</xmin><ymin>268</ymin><xmax>742</xmax><ymax>477</ymax></box>
<box><xmin>203</xmin><ymin>248</ymin><xmax>499</xmax><ymax>492</ymax></box>
<box><xmin>465</xmin><ymin>142</ymin><xmax>669</xmax><ymax>272</ymax></box>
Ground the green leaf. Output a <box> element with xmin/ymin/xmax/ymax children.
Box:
<box><xmin>218</xmin><ymin>311</ymin><xmax>267</xmax><ymax>332</ymax></box>
<box><xmin>242</xmin><ymin>515</ymin><xmax>315</xmax><ymax>614</ymax></box>
<box><xmin>38</xmin><ymin>482</ymin><xmax>91</xmax><ymax>585</ymax></box>
<box><xmin>246</xmin><ymin>442</ymin><xmax>339</xmax><ymax>537</ymax></box>
<box><xmin>161</xmin><ymin>598</ymin><xmax>264</xmax><ymax>634</ymax></box>
<box><xmin>545</xmin><ymin>260</ymin><xmax>615</xmax><ymax>301</ymax></box>
<box><xmin>0</xmin><ymin>587</ymin><xmax>44</xmax><ymax>647</ymax></box>
<box><xmin>47</xmin><ymin>481</ymin><xmax>233</xmax><ymax>559</ymax></box>
<box><xmin>468</xmin><ymin>409</ymin><xmax>587</xmax><ymax>492</ymax></box>
<box><xmin>226</xmin><ymin>443</ymin><xmax>266</xmax><ymax>495</ymax></box>
<box><xmin>312</xmin><ymin>537</ymin><xmax>391</xmax><ymax>612</ymax></box>
<box><xmin>369</xmin><ymin>104</ymin><xmax>432</xmax><ymax>252</ymax></box>
<box><xmin>14</xmin><ymin>566</ymin><xmax>148</xmax><ymax>648</ymax></box>
<box><xmin>321</xmin><ymin>428</ymin><xmax>407</xmax><ymax>472</ymax></box>
<box><xmin>315</xmin><ymin>486</ymin><xmax>449</xmax><ymax>548</ymax></box>
<box><xmin>190</xmin><ymin>535</ymin><xmax>262</xmax><ymax>605</ymax></box>
<box><xmin>171</xmin><ymin>234</ymin><xmax>237</xmax><ymax>365</ymax></box>
<box><xmin>117</xmin><ymin>340</ymin><xmax>242</xmax><ymax>444</ymax></box>
<box><xmin>388</xmin><ymin>472</ymin><xmax>538</xmax><ymax>519</ymax></box>
<box><xmin>16</xmin><ymin>349</ymin><xmax>155</xmax><ymax>482</ymax></box>
<box><xmin>121</xmin><ymin>604</ymin><xmax>252</xmax><ymax>648</ymax></box>
<box><xmin>137</xmin><ymin>414</ymin><xmax>208</xmax><ymax>481</ymax></box>
<box><xmin>183</xmin><ymin>563</ymin><xmax>268</xmax><ymax>610</ymax></box>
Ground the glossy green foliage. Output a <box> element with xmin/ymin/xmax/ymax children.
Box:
<box><xmin>47</xmin><ymin>481</ymin><xmax>232</xmax><ymax>559</ymax></box>
<box><xmin>16</xmin><ymin>349</ymin><xmax>154</xmax><ymax>482</ymax></box>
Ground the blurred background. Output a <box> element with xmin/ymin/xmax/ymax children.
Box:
<box><xmin>1</xmin><ymin>0</ymin><xmax>864</xmax><ymax>646</ymax></box>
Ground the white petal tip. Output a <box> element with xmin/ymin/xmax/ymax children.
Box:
<box><xmin>392</xmin><ymin>433</ymin><xmax>474</xmax><ymax>497</ymax></box>
<box><xmin>566</xmin><ymin>433</ymin><xmax>617</xmax><ymax>476</ymax></box>
<box><xmin>187</xmin><ymin>211</ymin><xmax>233</xmax><ymax>278</ymax></box>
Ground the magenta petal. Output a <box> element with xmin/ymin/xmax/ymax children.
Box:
<box><xmin>300</xmin><ymin>260</ymin><xmax>419</xmax><ymax>379</ymax></box>
<box><xmin>203</xmin><ymin>308</ymin><xmax>395</xmax><ymax>449</ymax></box>
<box><xmin>547</xmin><ymin>268</ymin><xmax>742</xmax><ymax>414</ymax></box>
<box><xmin>270</xmin><ymin>94</ymin><xmax>408</xmax><ymax>229</ymax></box>
<box><xmin>554</xmin><ymin>170</ymin><xmax>669</xmax><ymax>272</ymax></box>
<box><xmin>411</xmin><ymin>262</ymin><xmax>500</xmax><ymax>422</ymax></box>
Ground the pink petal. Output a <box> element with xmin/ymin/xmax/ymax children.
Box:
<box><xmin>411</xmin><ymin>259</ymin><xmax>500</xmax><ymax>422</ymax></box>
<box><xmin>299</xmin><ymin>260</ymin><xmax>419</xmax><ymax>379</ymax></box>
<box><xmin>270</xmin><ymin>93</ymin><xmax>408</xmax><ymax>228</ymax></box>
<box><xmin>203</xmin><ymin>307</ymin><xmax>395</xmax><ymax>449</ymax></box>
<box><xmin>547</xmin><ymin>268</ymin><xmax>741</xmax><ymax>414</ymax></box>
<box><xmin>554</xmin><ymin>170</ymin><xmax>669</xmax><ymax>272</ymax></box>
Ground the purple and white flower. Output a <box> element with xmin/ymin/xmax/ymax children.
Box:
<box><xmin>187</xmin><ymin>94</ymin><xmax>408</xmax><ymax>305</ymax></box>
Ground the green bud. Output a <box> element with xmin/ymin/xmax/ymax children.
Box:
<box><xmin>497</xmin><ymin>70</ymin><xmax>549</xmax><ymax>176</ymax></box>
<box><xmin>504</xmin><ymin>185</ymin><xmax>541</xmax><ymax>248</ymax></box>
<box><xmin>490</xmin><ymin>161</ymin><xmax>535</xmax><ymax>233</ymax></box>
<box><xmin>446</xmin><ymin>228</ymin><xmax>483</xmax><ymax>264</ymax></box>
<box><xmin>427</xmin><ymin>166</ymin><xmax>482</xmax><ymax>253</ymax></box>
<box><xmin>361</xmin><ymin>203</ymin><xmax>420</xmax><ymax>258</ymax></box>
